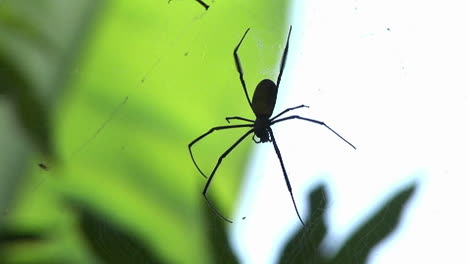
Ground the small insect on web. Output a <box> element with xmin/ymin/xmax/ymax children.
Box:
<box><xmin>38</xmin><ymin>163</ymin><xmax>49</xmax><ymax>171</ymax></box>
<box><xmin>188</xmin><ymin>26</ymin><xmax>356</xmax><ymax>225</ymax></box>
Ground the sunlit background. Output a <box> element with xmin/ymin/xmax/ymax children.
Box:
<box><xmin>1</xmin><ymin>0</ymin><xmax>467</xmax><ymax>263</ymax></box>
<box><xmin>234</xmin><ymin>0</ymin><xmax>468</xmax><ymax>263</ymax></box>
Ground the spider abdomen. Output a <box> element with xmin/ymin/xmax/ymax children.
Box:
<box><xmin>252</xmin><ymin>79</ymin><xmax>278</xmax><ymax>118</ymax></box>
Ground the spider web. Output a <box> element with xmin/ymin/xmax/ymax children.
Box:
<box><xmin>230</xmin><ymin>0</ymin><xmax>420</xmax><ymax>263</ymax></box>
<box><xmin>10</xmin><ymin>0</ymin><xmax>468</xmax><ymax>263</ymax></box>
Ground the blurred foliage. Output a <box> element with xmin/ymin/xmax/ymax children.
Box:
<box><xmin>0</xmin><ymin>0</ymin><xmax>292</xmax><ymax>263</ymax></box>
<box><xmin>0</xmin><ymin>180</ymin><xmax>417</xmax><ymax>264</ymax></box>
<box><xmin>0</xmin><ymin>0</ymin><xmax>103</xmax><ymax>233</ymax></box>
<box><xmin>69</xmin><ymin>199</ymin><xmax>165</xmax><ymax>264</ymax></box>
<box><xmin>278</xmin><ymin>182</ymin><xmax>418</xmax><ymax>264</ymax></box>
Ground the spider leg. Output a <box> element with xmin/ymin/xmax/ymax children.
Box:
<box><xmin>194</xmin><ymin>0</ymin><xmax>209</xmax><ymax>10</ymax></box>
<box><xmin>271</xmin><ymin>115</ymin><xmax>356</xmax><ymax>149</ymax></box>
<box><xmin>189</xmin><ymin>124</ymin><xmax>253</xmax><ymax>178</ymax></box>
<box><xmin>203</xmin><ymin>128</ymin><xmax>255</xmax><ymax>223</ymax></box>
<box><xmin>268</xmin><ymin>127</ymin><xmax>305</xmax><ymax>226</ymax></box>
<box><xmin>271</xmin><ymin>104</ymin><xmax>309</xmax><ymax>121</ymax></box>
<box><xmin>234</xmin><ymin>28</ymin><xmax>253</xmax><ymax>109</ymax></box>
<box><xmin>276</xmin><ymin>26</ymin><xmax>292</xmax><ymax>89</ymax></box>
<box><xmin>226</xmin><ymin>116</ymin><xmax>254</xmax><ymax>123</ymax></box>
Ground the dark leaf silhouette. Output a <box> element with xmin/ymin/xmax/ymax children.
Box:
<box><xmin>71</xmin><ymin>200</ymin><xmax>164</xmax><ymax>264</ymax></box>
<box><xmin>279</xmin><ymin>182</ymin><xmax>418</xmax><ymax>264</ymax></box>
<box><xmin>330</xmin><ymin>183</ymin><xmax>417</xmax><ymax>264</ymax></box>
<box><xmin>203</xmin><ymin>198</ymin><xmax>240</xmax><ymax>264</ymax></box>
<box><xmin>0</xmin><ymin>228</ymin><xmax>47</xmax><ymax>245</ymax></box>
<box><xmin>279</xmin><ymin>183</ymin><xmax>328</xmax><ymax>264</ymax></box>
<box><xmin>0</xmin><ymin>227</ymin><xmax>53</xmax><ymax>263</ymax></box>
<box><xmin>0</xmin><ymin>59</ymin><xmax>53</xmax><ymax>156</ymax></box>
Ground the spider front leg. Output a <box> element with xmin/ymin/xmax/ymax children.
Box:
<box><xmin>225</xmin><ymin>116</ymin><xmax>254</xmax><ymax>123</ymax></box>
<box><xmin>202</xmin><ymin>129</ymin><xmax>254</xmax><ymax>223</ymax></box>
<box><xmin>271</xmin><ymin>104</ymin><xmax>309</xmax><ymax>121</ymax></box>
<box><xmin>276</xmin><ymin>26</ymin><xmax>292</xmax><ymax>89</ymax></box>
<box><xmin>234</xmin><ymin>28</ymin><xmax>253</xmax><ymax>109</ymax></box>
<box><xmin>271</xmin><ymin>115</ymin><xmax>356</xmax><ymax>149</ymax></box>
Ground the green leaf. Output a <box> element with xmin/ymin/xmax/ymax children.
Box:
<box><xmin>279</xmin><ymin>184</ymin><xmax>329</xmax><ymax>264</ymax></box>
<box><xmin>330</xmin><ymin>182</ymin><xmax>417</xmax><ymax>264</ymax></box>
<box><xmin>70</xmin><ymin>200</ymin><xmax>164</xmax><ymax>264</ymax></box>
<box><xmin>277</xmin><ymin>182</ymin><xmax>417</xmax><ymax>264</ymax></box>
<box><xmin>0</xmin><ymin>0</ymin><xmax>102</xmax><ymax>232</ymax></box>
<box><xmin>0</xmin><ymin>60</ymin><xmax>52</xmax><ymax>156</ymax></box>
<box><xmin>203</xmin><ymin>198</ymin><xmax>239</xmax><ymax>264</ymax></box>
<box><xmin>0</xmin><ymin>225</ymin><xmax>62</xmax><ymax>264</ymax></box>
<box><xmin>0</xmin><ymin>227</ymin><xmax>49</xmax><ymax>263</ymax></box>
<box><xmin>0</xmin><ymin>228</ymin><xmax>47</xmax><ymax>245</ymax></box>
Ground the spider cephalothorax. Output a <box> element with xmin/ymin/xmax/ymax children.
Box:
<box><xmin>189</xmin><ymin>26</ymin><xmax>356</xmax><ymax>225</ymax></box>
<box><xmin>253</xmin><ymin>117</ymin><xmax>271</xmax><ymax>143</ymax></box>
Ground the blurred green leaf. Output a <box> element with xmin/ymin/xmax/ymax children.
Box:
<box><xmin>70</xmin><ymin>200</ymin><xmax>164</xmax><ymax>264</ymax></box>
<box><xmin>0</xmin><ymin>225</ymin><xmax>60</xmax><ymax>264</ymax></box>
<box><xmin>0</xmin><ymin>0</ymin><xmax>103</xmax><ymax>236</ymax></box>
<box><xmin>0</xmin><ymin>60</ymin><xmax>52</xmax><ymax>155</ymax></box>
<box><xmin>0</xmin><ymin>2</ymin><xmax>53</xmax><ymax>51</ymax></box>
<box><xmin>0</xmin><ymin>228</ymin><xmax>47</xmax><ymax>245</ymax></box>
<box><xmin>203</xmin><ymin>198</ymin><xmax>239</xmax><ymax>264</ymax></box>
<box><xmin>0</xmin><ymin>0</ymin><xmax>103</xmax><ymax>156</ymax></box>
<box><xmin>6</xmin><ymin>0</ymin><xmax>293</xmax><ymax>263</ymax></box>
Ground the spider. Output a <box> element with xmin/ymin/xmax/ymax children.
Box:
<box><xmin>189</xmin><ymin>26</ymin><xmax>356</xmax><ymax>225</ymax></box>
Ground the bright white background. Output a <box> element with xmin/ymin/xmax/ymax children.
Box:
<box><xmin>232</xmin><ymin>0</ymin><xmax>468</xmax><ymax>263</ymax></box>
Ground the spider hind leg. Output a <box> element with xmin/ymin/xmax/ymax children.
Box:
<box><xmin>202</xmin><ymin>129</ymin><xmax>254</xmax><ymax>223</ymax></box>
<box><xmin>268</xmin><ymin>127</ymin><xmax>306</xmax><ymax>226</ymax></box>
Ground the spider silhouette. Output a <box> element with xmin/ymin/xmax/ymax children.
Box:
<box><xmin>189</xmin><ymin>26</ymin><xmax>356</xmax><ymax>225</ymax></box>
